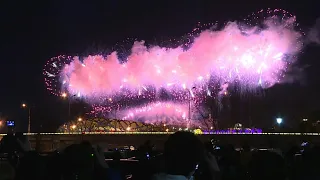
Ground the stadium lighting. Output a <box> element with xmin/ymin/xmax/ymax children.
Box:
<box><xmin>276</xmin><ymin>118</ymin><xmax>283</xmax><ymax>124</ymax></box>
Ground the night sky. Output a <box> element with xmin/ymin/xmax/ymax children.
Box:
<box><xmin>1</xmin><ymin>0</ymin><xmax>319</xmax><ymax>132</ymax></box>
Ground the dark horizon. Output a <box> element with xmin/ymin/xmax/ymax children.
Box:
<box><xmin>1</xmin><ymin>0</ymin><xmax>320</xmax><ymax>132</ymax></box>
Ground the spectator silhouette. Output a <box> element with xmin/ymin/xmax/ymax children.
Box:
<box><xmin>249</xmin><ymin>150</ymin><xmax>285</xmax><ymax>180</ymax></box>
<box><xmin>138</xmin><ymin>140</ymin><xmax>154</xmax><ymax>160</ymax></box>
<box><xmin>299</xmin><ymin>145</ymin><xmax>320</xmax><ymax>179</ymax></box>
<box><xmin>15</xmin><ymin>151</ymin><xmax>45</xmax><ymax>180</ymax></box>
<box><xmin>62</xmin><ymin>142</ymin><xmax>96</xmax><ymax>180</ymax></box>
<box><xmin>219</xmin><ymin>144</ymin><xmax>240</xmax><ymax>180</ymax></box>
<box><xmin>153</xmin><ymin>131</ymin><xmax>211</xmax><ymax>180</ymax></box>
<box><xmin>0</xmin><ymin>133</ymin><xmax>19</xmax><ymax>154</ymax></box>
<box><xmin>0</xmin><ymin>161</ymin><xmax>15</xmax><ymax>180</ymax></box>
<box><xmin>240</xmin><ymin>143</ymin><xmax>251</xmax><ymax>167</ymax></box>
<box><xmin>239</xmin><ymin>143</ymin><xmax>252</xmax><ymax>180</ymax></box>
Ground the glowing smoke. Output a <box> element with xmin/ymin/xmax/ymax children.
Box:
<box><xmin>61</xmin><ymin>19</ymin><xmax>302</xmax><ymax>99</ymax></box>
<box><xmin>43</xmin><ymin>9</ymin><xmax>305</xmax><ymax>124</ymax></box>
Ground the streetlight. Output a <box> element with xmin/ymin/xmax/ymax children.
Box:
<box><xmin>61</xmin><ymin>93</ymin><xmax>70</xmax><ymax>117</ymax></box>
<box><xmin>21</xmin><ymin>103</ymin><xmax>31</xmax><ymax>133</ymax></box>
<box><xmin>78</xmin><ymin>117</ymin><xmax>83</xmax><ymax>132</ymax></box>
<box><xmin>61</xmin><ymin>93</ymin><xmax>76</xmax><ymax>119</ymax></box>
<box><xmin>61</xmin><ymin>92</ymin><xmax>67</xmax><ymax>98</ymax></box>
<box><xmin>187</xmin><ymin>87</ymin><xmax>196</xmax><ymax>128</ymax></box>
<box><xmin>108</xmin><ymin>98</ymin><xmax>119</xmax><ymax>120</ymax></box>
<box><xmin>276</xmin><ymin>118</ymin><xmax>283</xmax><ymax>125</ymax></box>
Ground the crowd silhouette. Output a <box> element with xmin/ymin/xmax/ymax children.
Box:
<box><xmin>0</xmin><ymin>131</ymin><xmax>319</xmax><ymax>180</ymax></box>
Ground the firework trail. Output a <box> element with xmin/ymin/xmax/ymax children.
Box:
<box><xmin>121</xmin><ymin>102</ymin><xmax>188</xmax><ymax>124</ymax></box>
<box><xmin>44</xmin><ymin>9</ymin><xmax>304</xmax><ymax>124</ymax></box>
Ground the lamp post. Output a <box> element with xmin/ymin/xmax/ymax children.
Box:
<box><xmin>108</xmin><ymin>98</ymin><xmax>118</xmax><ymax>120</ymax></box>
<box><xmin>276</xmin><ymin>117</ymin><xmax>283</xmax><ymax>131</ymax></box>
<box><xmin>62</xmin><ymin>93</ymin><xmax>76</xmax><ymax>119</ymax></box>
<box><xmin>187</xmin><ymin>87</ymin><xmax>196</xmax><ymax>128</ymax></box>
<box><xmin>78</xmin><ymin>117</ymin><xmax>83</xmax><ymax>132</ymax></box>
<box><xmin>22</xmin><ymin>103</ymin><xmax>31</xmax><ymax>133</ymax></box>
<box><xmin>115</xmin><ymin>104</ymin><xmax>119</xmax><ymax>120</ymax></box>
<box><xmin>71</xmin><ymin>124</ymin><xmax>76</xmax><ymax>132</ymax></box>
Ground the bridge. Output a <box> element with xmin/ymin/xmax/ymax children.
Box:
<box><xmin>1</xmin><ymin>132</ymin><xmax>319</xmax><ymax>152</ymax></box>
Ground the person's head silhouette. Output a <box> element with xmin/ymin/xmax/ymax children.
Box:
<box><xmin>164</xmin><ymin>131</ymin><xmax>204</xmax><ymax>178</ymax></box>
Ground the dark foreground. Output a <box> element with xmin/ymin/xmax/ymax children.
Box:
<box><xmin>1</xmin><ymin>133</ymin><xmax>318</xmax><ymax>152</ymax></box>
<box><xmin>1</xmin><ymin>132</ymin><xmax>320</xmax><ymax>180</ymax></box>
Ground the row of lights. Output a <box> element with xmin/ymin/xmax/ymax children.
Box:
<box><xmin>65</xmin><ymin>118</ymin><xmax>317</xmax><ymax>133</ymax></box>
